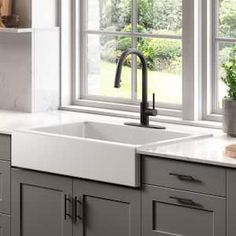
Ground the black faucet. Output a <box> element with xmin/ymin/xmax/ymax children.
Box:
<box><xmin>114</xmin><ymin>48</ymin><xmax>165</xmax><ymax>129</ymax></box>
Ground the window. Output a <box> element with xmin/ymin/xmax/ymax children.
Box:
<box><xmin>207</xmin><ymin>0</ymin><xmax>236</xmax><ymax>116</ymax></box>
<box><xmin>77</xmin><ymin>0</ymin><xmax>183</xmax><ymax>112</ymax></box>
<box><xmin>62</xmin><ymin>0</ymin><xmax>236</xmax><ymax>122</ymax></box>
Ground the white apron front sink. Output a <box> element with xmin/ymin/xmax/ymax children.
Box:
<box><xmin>12</xmin><ymin>121</ymin><xmax>208</xmax><ymax>187</ymax></box>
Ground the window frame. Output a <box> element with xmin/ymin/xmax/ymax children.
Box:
<box><xmin>68</xmin><ymin>0</ymin><xmax>198</xmax><ymax>119</ymax></box>
<box><xmin>203</xmin><ymin>0</ymin><xmax>236</xmax><ymax>122</ymax></box>
<box><xmin>60</xmin><ymin>0</ymin><xmax>207</xmax><ymax>121</ymax></box>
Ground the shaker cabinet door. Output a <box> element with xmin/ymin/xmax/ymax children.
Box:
<box><xmin>73</xmin><ymin>179</ymin><xmax>141</xmax><ymax>236</ymax></box>
<box><xmin>142</xmin><ymin>185</ymin><xmax>226</xmax><ymax>236</ymax></box>
<box><xmin>11</xmin><ymin>168</ymin><xmax>73</xmax><ymax>236</ymax></box>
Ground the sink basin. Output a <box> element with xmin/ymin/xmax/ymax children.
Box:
<box><xmin>12</xmin><ymin>121</ymin><xmax>209</xmax><ymax>187</ymax></box>
<box><xmin>33</xmin><ymin>121</ymin><xmax>191</xmax><ymax>145</ymax></box>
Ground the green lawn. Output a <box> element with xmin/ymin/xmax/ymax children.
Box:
<box><xmin>89</xmin><ymin>61</ymin><xmax>182</xmax><ymax>105</ymax></box>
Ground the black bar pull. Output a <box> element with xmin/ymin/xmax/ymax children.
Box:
<box><xmin>152</xmin><ymin>93</ymin><xmax>156</xmax><ymax>110</ymax></box>
<box><xmin>170</xmin><ymin>196</ymin><xmax>202</xmax><ymax>208</ymax></box>
<box><xmin>74</xmin><ymin>196</ymin><xmax>83</xmax><ymax>223</ymax></box>
<box><xmin>169</xmin><ymin>173</ymin><xmax>201</xmax><ymax>183</ymax></box>
<box><xmin>64</xmin><ymin>195</ymin><xmax>72</xmax><ymax>220</ymax></box>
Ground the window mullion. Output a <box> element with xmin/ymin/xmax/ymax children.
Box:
<box><xmin>80</xmin><ymin>0</ymin><xmax>88</xmax><ymax>99</ymax></box>
<box><xmin>212</xmin><ymin>0</ymin><xmax>219</xmax><ymax>113</ymax></box>
<box><xmin>131</xmin><ymin>0</ymin><xmax>137</xmax><ymax>101</ymax></box>
<box><xmin>202</xmin><ymin>0</ymin><xmax>212</xmax><ymax>119</ymax></box>
<box><xmin>182</xmin><ymin>0</ymin><xmax>200</xmax><ymax>120</ymax></box>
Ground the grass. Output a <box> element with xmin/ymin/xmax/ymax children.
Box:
<box><xmin>88</xmin><ymin>61</ymin><xmax>182</xmax><ymax>105</ymax></box>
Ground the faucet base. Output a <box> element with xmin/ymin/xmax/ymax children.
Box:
<box><xmin>124</xmin><ymin>122</ymin><xmax>166</xmax><ymax>130</ymax></box>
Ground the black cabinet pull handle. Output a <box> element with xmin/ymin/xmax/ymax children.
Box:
<box><xmin>74</xmin><ymin>196</ymin><xmax>83</xmax><ymax>223</ymax></box>
<box><xmin>169</xmin><ymin>173</ymin><xmax>201</xmax><ymax>183</ymax></box>
<box><xmin>169</xmin><ymin>196</ymin><xmax>202</xmax><ymax>208</ymax></box>
<box><xmin>152</xmin><ymin>93</ymin><xmax>156</xmax><ymax>110</ymax></box>
<box><xmin>64</xmin><ymin>195</ymin><xmax>72</xmax><ymax>220</ymax></box>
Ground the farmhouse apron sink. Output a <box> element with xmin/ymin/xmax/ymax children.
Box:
<box><xmin>12</xmin><ymin>121</ymin><xmax>209</xmax><ymax>187</ymax></box>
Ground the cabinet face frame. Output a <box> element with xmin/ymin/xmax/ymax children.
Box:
<box><xmin>0</xmin><ymin>213</ymin><xmax>10</xmax><ymax>236</ymax></box>
<box><xmin>0</xmin><ymin>161</ymin><xmax>10</xmax><ymax>215</ymax></box>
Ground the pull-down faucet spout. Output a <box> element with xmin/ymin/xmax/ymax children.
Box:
<box><xmin>114</xmin><ymin>48</ymin><xmax>165</xmax><ymax>129</ymax></box>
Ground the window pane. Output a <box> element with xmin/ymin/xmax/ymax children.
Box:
<box><xmin>217</xmin><ymin>42</ymin><xmax>236</xmax><ymax>108</ymax></box>
<box><xmin>87</xmin><ymin>0</ymin><xmax>131</xmax><ymax>32</ymax></box>
<box><xmin>137</xmin><ymin>0</ymin><xmax>182</xmax><ymax>35</ymax></box>
<box><xmin>137</xmin><ymin>38</ymin><xmax>182</xmax><ymax>105</ymax></box>
<box><xmin>219</xmin><ymin>0</ymin><xmax>236</xmax><ymax>38</ymax></box>
<box><xmin>86</xmin><ymin>34</ymin><xmax>132</xmax><ymax>98</ymax></box>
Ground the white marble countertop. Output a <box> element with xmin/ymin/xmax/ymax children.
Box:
<box><xmin>0</xmin><ymin>110</ymin><xmax>131</xmax><ymax>134</ymax></box>
<box><xmin>1</xmin><ymin>109</ymin><xmax>236</xmax><ymax>169</ymax></box>
<box><xmin>137</xmin><ymin>133</ymin><xmax>236</xmax><ymax>168</ymax></box>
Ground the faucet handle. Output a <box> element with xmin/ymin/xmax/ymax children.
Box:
<box><xmin>144</xmin><ymin>93</ymin><xmax>157</xmax><ymax>117</ymax></box>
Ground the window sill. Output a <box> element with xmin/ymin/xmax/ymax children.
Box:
<box><xmin>60</xmin><ymin>105</ymin><xmax>222</xmax><ymax>130</ymax></box>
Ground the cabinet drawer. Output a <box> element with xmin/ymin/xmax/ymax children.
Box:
<box><xmin>143</xmin><ymin>157</ymin><xmax>226</xmax><ymax>196</ymax></box>
<box><xmin>0</xmin><ymin>135</ymin><xmax>11</xmax><ymax>161</ymax></box>
<box><xmin>142</xmin><ymin>185</ymin><xmax>226</xmax><ymax>236</ymax></box>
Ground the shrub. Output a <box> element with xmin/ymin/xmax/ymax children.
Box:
<box><xmin>101</xmin><ymin>24</ymin><xmax>146</xmax><ymax>65</ymax></box>
<box><xmin>101</xmin><ymin>25</ymin><xmax>182</xmax><ymax>73</ymax></box>
<box><xmin>101</xmin><ymin>40</ymin><xmax>120</xmax><ymax>63</ymax></box>
<box><xmin>222</xmin><ymin>46</ymin><xmax>236</xmax><ymax>100</ymax></box>
<box><xmin>139</xmin><ymin>38</ymin><xmax>182</xmax><ymax>72</ymax></box>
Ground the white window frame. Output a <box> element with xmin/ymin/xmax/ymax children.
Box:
<box><xmin>202</xmin><ymin>0</ymin><xmax>236</xmax><ymax>122</ymax></box>
<box><xmin>62</xmin><ymin>0</ymin><xmax>199</xmax><ymax>119</ymax></box>
<box><xmin>60</xmin><ymin>0</ymin><xmax>203</xmax><ymax>121</ymax></box>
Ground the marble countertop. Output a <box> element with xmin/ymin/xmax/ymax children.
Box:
<box><xmin>1</xmin><ymin>109</ymin><xmax>236</xmax><ymax>169</ymax></box>
<box><xmin>0</xmin><ymin>110</ymin><xmax>131</xmax><ymax>134</ymax></box>
<box><xmin>137</xmin><ymin>135</ymin><xmax>236</xmax><ymax>168</ymax></box>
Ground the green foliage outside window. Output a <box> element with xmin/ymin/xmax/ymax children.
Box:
<box><xmin>222</xmin><ymin>46</ymin><xmax>236</xmax><ymax>100</ymax></box>
<box><xmin>100</xmin><ymin>0</ymin><xmax>236</xmax><ymax>74</ymax></box>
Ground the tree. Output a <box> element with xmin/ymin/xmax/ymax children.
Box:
<box><xmin>138</xmin><ymin>0</ymin><xmax>182</xmax><ymax>33</ymax></box>
<box><xmin>219</xmin><ymin>0</ymin><xmax>236</xmax><ymax>38</ymax></box>
<box><xmin>99</xmin><ymin>0</ymin><xmax>131</xmax><ymax>31</ymax></box>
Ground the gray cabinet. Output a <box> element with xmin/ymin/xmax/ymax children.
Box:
<box><xmin>0</xmin><ymin>135</ymin><xmax>11</xmax><ymax>161</ymax></box>
<box><xmin>143</xmin><ymin>157</ymin><xmax>226</xmax><ymax>196</ymax></box>
<box><xmin>11</xmin><ymin>168</ymin><xmax>73</xmax><ymax>236</ymax></box>
<box><xmin>227</xmin><ymin>169</ymin><xmax>236</xmax><ymax>236</ymax></box>
<box><xmin>0</xmin><ymin>134</ymin><xmax>11</xmax><ymax>236</ymax></box>
<box><xmin>142</xmin><ymin>185</ymin><xmax>226</xmax><ymax>236</ymax></box>
<box><xmin>0</xmin><ymin>161</ymin><xmax>10</xmax><ymax>215</ymax></box>
<box><xmin>73</xmin><ymin>179</ymin><xmax>141</xmax><ymax>236</ymax></box>
<box><xmin>11</xmin><ymin>169</ymin><xmax>141</xmax><ymax>236</ymax></box>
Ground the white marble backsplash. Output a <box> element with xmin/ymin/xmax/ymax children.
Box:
<box><xmin>0</xmin><ymin>34</ymin><xmax>32</xmax><ymax>112</ymax></box>
<box><xmin>0</xmin><ymin>29</ymin><xmax>60</xmax><ymax>113</ymax></box>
